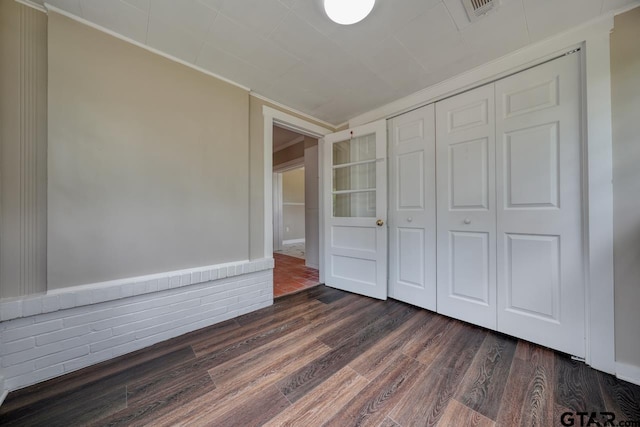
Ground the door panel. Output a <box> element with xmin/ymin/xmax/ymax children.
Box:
<box><xmin>388</xmin><ymin>105</ymin><xmax>436</xmax><ymax>310</ymax></box>
<box><xmin>450</xmin><ymin>231</ymin><xmax>490</xmax><ymax>304</ymax></box>
<box><xmin>496</xmin><ymin>53</ymin><xmax>585</xmax><ymax>357</ymax></box>
<box><xmin>436</xmin><ymin>84</ymin><xmax>497</xmax><ymax>329</ymax></box>
<box><xmin>323</xmin><ymin>120</ymin><xmax>387</xmax><ymax>300</ymax></box>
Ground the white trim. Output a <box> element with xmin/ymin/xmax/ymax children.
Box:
<box><xmin>0</xmin><ymin>258</ymin><xmax>274</xmax><ymax>322</ymax></box>
<box><xmin>348</xmin><ymin>14</ymin><xmax>616</xmax><ymax>374</ymax></box>
<box><xmin>273</xmin><ymin>135</ymin><xmax>304</xmax><ymax>153</ymax></box>
<box><xmin>44</xmin><ymin>4</ymin><xmax>250</xmax><ymax>92</ymax></box>
<box><xmin>273</xmin><ymin>157</ymin><xmax>305</xmax><ymax>173</ymax></box>
<box><xmin>251</xmin><ymin>92</ymin><xmax>337</xmax><ymax>130</ymax></box>
<box><xmin>283</xmin><ymin>238</ymin><xmax>305</xmax><ymax>245</ymax></box>
<box><xmin>263</xmin><ymin>106</ymin><xmax>333</xmax><ymax>260</ymax></box>
<box><xmin>15</xmin><ymin>0</ymin><xmax>46</xmax><ymax>13</ymax></box>
<box><xmin>616</xmin><ymin>362</ymin><xmax>640</xmax><ymax>387</ymax></box>
<box><xmin>273</xmin><ymin>173</ymin><xmax>283</xmax><ymax>252</ymax></box>
<box><xmin>318</xmin><ymin>138</ymin><xmax>326</xmax><ymax>284</ymax></box>
<box><xmin>583</xmin><ymin>32</ymin><xmax>616</xmax><ymax>374</ymax></box>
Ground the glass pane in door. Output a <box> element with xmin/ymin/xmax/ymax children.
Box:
<box><xmin>332</xmin><ymin>133</ymin><xmax>376</xmax><ymax>218</ymax></box>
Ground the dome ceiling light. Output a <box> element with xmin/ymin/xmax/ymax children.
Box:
<box><xmin>323</xmin><ymin>0</ymin><xmax>376</xmax><ymax>25</ymax></box>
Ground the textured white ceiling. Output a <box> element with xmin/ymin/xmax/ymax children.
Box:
<box><xmin>38</xmin><ymin>0</ymin><xmax>638</xmax><ymax>125</ymax></box>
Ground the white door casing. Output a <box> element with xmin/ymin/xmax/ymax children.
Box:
<box><xmin>323</xmin><ymin>120</ymin><xmax>387</xmax><ymax>300</ymax></box>
<box><xmin>436</xmin><ymin>84</ymin><xmax>497</xmax><ymax>330</ymax></box>
<box><xmin>388</xmin><ymin>104</ymin><xmax>437</xmax><ymax>310</ymax></box>
<box><xmin>495</xmin><ymin>53</ymin><xmax>585</xmax><ymax>357</ymax></box>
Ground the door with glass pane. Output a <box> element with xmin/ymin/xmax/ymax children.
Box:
<box><xmin>322</xmin><ymin>120</ymin><xmax>387</xmax><ymax>299</ymax></box>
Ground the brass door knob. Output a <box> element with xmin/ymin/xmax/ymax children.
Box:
<box><xmin>376</xmin><ymin>219</ymin><xmax>384</xmax><ymax>227</ymax></box>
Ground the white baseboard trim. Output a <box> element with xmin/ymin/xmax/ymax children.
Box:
<box><xmin>305</xmin><ymin>262</ymin><xmax>319</xmax><ymax>270</ymax></box>
<box><xmin>283</xmin><ymin>239</ymin><xmax>305</xmax><ymax>245</ymax></box>
<box><xmin>0</xmin><ymin>260</ymin><xmax>274</xmax><ymax>393</ymax></box>
<box><xmin>616</xmin><ymin>361</ymin><xmax>640</xmax><ymax>386</ymax></box>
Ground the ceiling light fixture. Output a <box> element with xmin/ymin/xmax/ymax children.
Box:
<box><xmin>324</xmin><ymin>0</ymin><xmax>376</xmax><ymax>25</ymax></box>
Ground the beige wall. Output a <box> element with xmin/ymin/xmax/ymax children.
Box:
<box><xmin>249</xmin><ymin>96</ymin><xmax>335</xmax><ymax>259</ymax></box>
<box><xmin>611</xmin><ymin>6</ymin><xmax>640</xmax><ymax>369</ymax></box>
<box><xmin>47</xmin><ymin>12</ymin><xmax>250</xmax><ymax>288</ymax></box>
<box><xmin>0</xmin><ymin>1</ymin><xmax>48</xmax><ymax>298</ymax></box>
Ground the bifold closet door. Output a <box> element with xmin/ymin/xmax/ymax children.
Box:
<box><xmin>436</xmin><ymin>85</ymin><xmax>497</xmax><ymax>330</ymax></box>
<box><xmin>388</xmin><ymin>104</ymin><xmax>436</xmax><ymax>311</ymax></box>
<box><xmin>495</xmin><ymin>53</ymin><xmax>585</xmax><ymax>357</ymax></box>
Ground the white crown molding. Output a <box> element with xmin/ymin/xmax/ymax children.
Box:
<box><xmin>273</xmin><ymin>135</ymin><xmax>304</xmax><ymax>153</ymax></box>
<box><xmin>15</xmin><ymin>0</ymin><xmax>46</xmax><ymax>13</ymax></box>
<box><xmin>43</xmin><ymin>3</ymin><xmax>251</xmax><ymax>92</ymax></box>
<box><xmin>250</xmin><ymin>92</ymin><xmax>338</xmax><ymax>130</ymax></box>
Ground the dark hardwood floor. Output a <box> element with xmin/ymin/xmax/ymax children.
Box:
<box><xmin>1</xmin><ymin>285</ymin><xmax>639</xmax><ymax>426</ymax></box>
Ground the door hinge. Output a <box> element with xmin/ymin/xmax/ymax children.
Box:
<box><xmin>565</xmin><ymin>48</ymin><xmax>580</xmax><ymax>56</ymax></box>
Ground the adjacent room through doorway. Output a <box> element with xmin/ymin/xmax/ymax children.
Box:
<box><xmin>272</xmin><ymin>125</ymin><xmax>320</xmax><ymax>297</ymax></box>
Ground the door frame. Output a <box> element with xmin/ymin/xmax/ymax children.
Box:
<box><xmin>262</xmin><ymin>107</ymin><xmax>333</xmax><ymax>273</ymax></box>
<box><xmin>348</xmin><ymin>17</ymin><xmax>617</xmax><ymax>374</ymax></box>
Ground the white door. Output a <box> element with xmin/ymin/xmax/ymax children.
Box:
<box><xmin>495</xmin><ymin>53</ymin><xmax>585</xmax><ymax>357</ymax></box>
<box><xmin>436</xmin><ymin>84</ymin><xmax>497</xmax><ymax>330</ymax></box>
<box><xmin>388</xmin><ymin>105</ymin><xmax>437</xmax><ymax>310</ymax></box>
<box><xmin>322</xmin><ymin>120</ymin><xmax>387</xmax><ymax>299</ymax></box>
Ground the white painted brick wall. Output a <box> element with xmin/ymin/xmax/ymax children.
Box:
<box><xmin>0</xmin><ymin>260</ymin><xmax>273</xmax><ymax>394</ymax></box>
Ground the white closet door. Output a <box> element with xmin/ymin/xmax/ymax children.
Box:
<box><xmin>436</xmin><ymin>84</ymin><xmax>497</xmax><ymax>330</ymax></box>
<box><xmin>495</xmin><ymin>53</ymin><xmax>585</xmax><ymax>357</ymax></box>
<box><xmin>388</xmin><ymin>104</ymin><xmax>437</xmax><ymax>311</ymax></box>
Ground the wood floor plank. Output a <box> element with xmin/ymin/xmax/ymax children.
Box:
<box><xmin>189</xmin><ymin>385</ymin><xmax>291</xmax><ymax>427</ymax></box>
<box><xmin>495</xmin><ymin>346</ymin><xmax>555</xmax><ymax>427</ymax></box>
<box><xmin>455</xmin><ymin>333</ymin><xmax>517</xmax><ymax>421</ymax></box>
<box><xmin>92</xmin><ymin>371</ymin><xmax>216</xmax><ymax>427</ymax></box>
<box><xmin>208</xmin><ymin>330</ymin><xmax>331</xmax><ymax>388</ymax></box>
<box><xmin>0</xmin><ymin>346</ymin><xmax>195</xmax><ymax>426</ymax></box>
<box><xmin>323</xmin><ymin>354</ymin><xmax>424</xmax><ymax>427</ymax></box>
<box><xmin>276</xmin><ymin>304</ymin><xmax>417</xmax><ymax>403</ymax></box>
<box><xmin>192</xmin><ymin>316</ymin><xmax>308</xmax><ymax>360</ymax></box>
<box><xmin>316</xmin><ymin>289</ymin><xmax>349</xmax><ymax>304</ymax></box>
<box><xmin>401</xmin><ymin>313</ymin><xmax>462</xmax><ymax>367</ymax></box>
<box><xmin>264</xmin><ymin>366</ymin><xmax>369</xmax><ymax>427</ymax></box>
<box><xmin>0</xmin><ymin>384</ymin><xmax>126</xmax><ymax>427</ymax></box>
<box><xmin>379</xmin><ymin>417</ymin><xmax>402</xmax><ymax>427</ymax></box>
<box><xmin>316</xmin><ymin>298</ymin><xmax>407</xmax><ymax>348</ymax></box>
<box><xmin>0</xmin><ymin>345</ymin><xmax>197</xmax><ymax>416</ymax></box>
<box><xmin>555</xmin><ymin>354</ymin><xmax>607</xmax><ymax>413</ymax></box>
<box><xmin>389</xmin><ymin>323</ymin><xmax>487</xmax><ymax>426</ymax></box>
<box><xmin>349</xmin><ymin>309</ymin><xmax>435</xmax><ymax>381</ymax></box>
<box><xmin>438</xmin><ymin>399</ymin><xmax>496</xmax><ymax>427</ymax></box>
<box><xmin>598</xmin><ymin>371</ymin><xmax>640</xmax><ymax>421</ymax></box>
<box><xmin>151</xmin><ymin>336</ymin><xmax>330</xmax><ymax>426</ymax></box>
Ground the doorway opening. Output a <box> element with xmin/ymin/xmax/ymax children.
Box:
<box><xmin>272</xmin><ymin>125</ymin><xmax>320</xmax><ymax>297</ymax></box>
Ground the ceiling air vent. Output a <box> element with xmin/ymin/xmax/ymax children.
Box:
<box><xmin>463</xmin><ymin>0</ymin><xmax>498</xmax><ymax>22</ymax></box>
